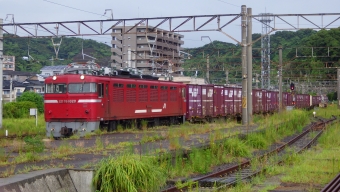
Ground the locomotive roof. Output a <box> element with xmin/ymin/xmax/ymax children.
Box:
<box><xmin>45</xmin><ymin>74</ymin><xmax>185</xmax><ymax>85</ymax></box>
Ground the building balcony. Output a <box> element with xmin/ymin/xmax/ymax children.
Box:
<box><xmin>111</xmin><ymin>40</ymin><xmax>122</xmax><ymax>46</ymax></box>
<box><xmin>111</xmin><ymin>35</ymin><xmax>122</xmax><ymax>40</ymax></box>
<box><xmin>111</xmin><ymin>55</ymin><xmax>123</xmax><ymax>63</ymax></box>
<box><xmin>136</xmin><ymin>63</ymin><xmax>152</xmax><ymax>68</ymax></box>
<box><xmin>136</xmin><ymin>39</ymin><xmax>149</xmax><ymax>44</ymax></box>
<box><xmin>111</xmin><ymin>48</ymin><xmax>122</xmax><ymax>55</ymax></box>
<box><xmin>136</xmin><ymin>47</ymin><xmax>151</xmax><ymax>51</ymax></box>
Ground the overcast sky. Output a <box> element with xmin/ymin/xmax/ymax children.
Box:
<box><xmin>1</xmin><ymin>0</ymin><xmax>340</xmax><ymax>48</ymax></box>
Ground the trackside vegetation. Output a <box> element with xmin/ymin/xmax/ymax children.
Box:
<box><xmin>92</xmin><ymin>155</ymin><xmax>167</xmax><ymax>192</ymax></box>
<box><xmin>92</xmin><ymin>109</ymin><xmax>311</xmax><ymax>191</ymax></box>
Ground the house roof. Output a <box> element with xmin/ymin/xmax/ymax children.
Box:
<box><xmin>40</xmin><ymin>65</ymin><xmax>67</xmax><ymax>71</ymax></box>
<box><xmin>3</xmin><ymin>80</ymin><xmax>25</xmax><ymax>89</ymax></box>
<box><xmin>3</xmin><ymin>70</ymin><xmax>37</xmax><ymax>76</ymax></box>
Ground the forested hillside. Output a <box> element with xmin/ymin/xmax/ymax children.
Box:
<box><xmin>3</xmin><ymin>28</ymin><xmax>340</xmax><ymax>88</ymax></box>
<box><xmin>3</xmin><ymin>34</ymin><xmax>111</xmax><ymax>72</ymax></box>
<box><xmin>182</xmin><ymin>28</ymin><xmax>340</xmax><ymax>86</ymax></box>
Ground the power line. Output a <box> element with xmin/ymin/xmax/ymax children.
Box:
<box><xmin>42</xmin><ymin>0</ymin><xmax>110</xmax><ymax>18</ymax></box>
<box><xmin>215</xmin><ymin>0</ymin><xmax>239</xmax><ymax>7</ymax></box>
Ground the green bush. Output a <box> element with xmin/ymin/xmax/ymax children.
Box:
<box><xmin>3</xmin><ymin>101</ymin><xmax>37</xmax><ymax>118</ymax></box>
<box><xmin>17</xmin><ymin>92</ymin><xmax>44</xmax><ymax>113</ymax></box>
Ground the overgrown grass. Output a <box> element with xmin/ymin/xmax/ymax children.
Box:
<box><xmin>93</xmin><ymin>155</ymin><xmax>167</xmax><ymax>192</ymax></box>
<box><xmin>280</xmin><ymin>122</ymin><xmax>340</xmax><ymax>185</ymax></box>
<box><xmin>0</xmin><ymin>115</ymin><xmax>45</xmax><ymax>137</ymax></box>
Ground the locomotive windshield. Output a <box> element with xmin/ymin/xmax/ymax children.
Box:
<box><xmin>45</xmin><ymin>84</ymin><xmax>67</xmax><ymax>94</ymax></box>
<box><xmin>68</xmin><ymin>83</ymin><xmax>97</xmax><ymax>93</ymax></box>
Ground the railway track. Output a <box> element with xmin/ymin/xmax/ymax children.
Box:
<box><xmin>321</xmin><ymin>173</ymin><xmax>340</xmax><ymax>192</ymax></box>
<box><xmin>163</xmin><ymin>117</ymin><xmax>336</xmax><ymax>192</ymax></box>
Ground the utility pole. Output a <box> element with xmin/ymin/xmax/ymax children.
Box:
<box><xmin>128</xmin><ymin>48</ymin><xmax>131</xmax><ymax>68</ymax></box>
<box><xmin>206</xmin><ymin>54</ymin><xmax>210</xmax><ymax>84</ymax></box>
<box><xmin>338</xmin><ymin>68</ymin><xmax>340</xmax><ymax>109</ymax></box>
<box><xmin>247</xmin><ymin>7</ymin><xmax>253</xmax><ymax>125</ymax></box>
<box><xmin>225</xmin><ymin>67</ymin><xmax>229</xmax><ymax>85</ymax></box>
<box><xmin>0</xmin><ymin>18</ymin><xmax>3</xmax><ymax>129</ymax></box>
<box><xmin>278</xmin><ymin>47</ymin><xmax>283</xmax><ymax>112</ymax></box>
<box><xmin>241</xmin><ymin>5</ymin><xmax>248</xmax><ymax>125</ymax></box>
<box><xmin>10</xmin><ymin>76</ymin><xmax>12</xmax><ymax>102</ymax></box>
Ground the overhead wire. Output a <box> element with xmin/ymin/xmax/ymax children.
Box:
<box><xmin>42</xmin><ymin>0</ymin><xmax>110</xmax><ymax>19</ymax></box>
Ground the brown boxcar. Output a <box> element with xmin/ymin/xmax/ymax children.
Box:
<box><xmin>234</xmin><ymin>87</ymin><xmax>242</xmax><ymax>115</ymax></box>
<box><xmin>213</xmin><ymin>86</ymin><xmax>224</xmax><ymax>117</ymax></box>
<box><xmin>224</xmin><ymin>87</ymin><xmax>235</xmax><ymax>116</ymax></box>
<box><xmin>186</xmin><ymin>84</ymin><xmax>202</xmax><ymax>121</ymax></box>
<box><xmin>252</xmin><ymin>89</ymin><xmax>263</xmax><ymax>114</ymax></box>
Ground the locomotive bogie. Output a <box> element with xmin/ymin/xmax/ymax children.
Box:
<box><xmin>46</xmin><ymin>121</ymin><xmax>99</xmax><ymax>138</ymax></box>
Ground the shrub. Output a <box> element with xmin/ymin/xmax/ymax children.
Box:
<box><xmin>3</xmin><ymin>101</ymin><xmax>37</xmax><ymax>118</ymax></box>
<box><xmin>17</xmin><ymin>91</ymin><xmax>44</xmax><ymax>113</ymax></box>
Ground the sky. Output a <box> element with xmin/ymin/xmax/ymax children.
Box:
<box><xmin>1</xmin><ymin>0</ymin><xmax>340</xmax><ymax>48</ymax></box>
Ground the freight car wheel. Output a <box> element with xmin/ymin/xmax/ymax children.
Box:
<box><xmin>154</xmin><ymin>118</ymin><xmax>160</xmax><ymax>126</ymax></box>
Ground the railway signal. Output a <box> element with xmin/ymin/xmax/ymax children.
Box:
<box><xmin>290</xmin><ymin>83</ymin><xmax>295</xmax><ymax>91</ymax></box>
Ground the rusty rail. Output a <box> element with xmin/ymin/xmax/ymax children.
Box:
<box><xmin>321</xmin><ymin>173</ymin><xmax>340</xmax><ymax>192</ymax></box>
<box><xmin>163</xmin><ymin>117</ymin><xmax>336</xmax><ymax>192</ymax></box>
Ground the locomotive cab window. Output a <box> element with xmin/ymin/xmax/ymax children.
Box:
<box><xmin>45</xmin><ymin>83</ymin><xmax>67</xmax><ymax>94</ymax></box>
<box><xmin>68</xmin><ymin>83</ymin><xmax>97</xmax><ymax>93</ymax></box>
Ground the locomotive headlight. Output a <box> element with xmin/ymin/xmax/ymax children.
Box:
<box><xmin>51</xmin><ymin>128</ymin><xmax>55</xmax><ymax>132</ymax></box>
<box><xmin>52</xmin><ymin>75</ymin><xmax>57</xmax><ymax>80</ymax></box>
<box><xmin>82</xmin><ymin>128</ymin><xmax>86</xmax><ymax>132</ymax></box>
<box><xmin>80</xmin><ymin>75</ymin><xmax>85</xmax><ymax>80</ymax></box>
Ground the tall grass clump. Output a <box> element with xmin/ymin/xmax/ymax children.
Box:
<box><xmin>245</xmin><ymin>133</ymin><xmax>268</xmax><ymax>149</ymax></box>
<box><xmin>141</xmin><ymin>120</ymin><xmax>148</xmax><ymax>131</ymax></box>
<box><xmin>318</xmin><ymin>123</ymin><xmax>340</xmax><ymax>148</ymax></box>
<box><xmin>93</xmin><ymin>155</ymin><xmax>166</xmax><ymax>192</ymax></box>
<box><xmin>223</xmin><ymin>137</ymin><xmax>251</xmax><ymax>157</ymax></box>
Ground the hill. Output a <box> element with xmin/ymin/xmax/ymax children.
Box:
<box><xmin>3</xmin><ymin>34</ymin><xmax>111</xmax><ymax>72</ymax></box>
<box><xmin>182</xmin><ymin>28</ymin><xmax>340</xmax><ymax>87</ymax></box>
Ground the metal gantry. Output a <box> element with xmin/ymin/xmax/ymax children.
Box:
<box><xmin>259</xmin><ymin>13</ymin><xmax>273</xmax><ymax>89</ymax></box>
<box><xmin>0</xmin><ymin>10</ymin><xmax>340</xmax><ymax>128</ymax></box>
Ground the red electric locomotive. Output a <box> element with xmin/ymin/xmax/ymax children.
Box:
<box><xmin>44</xmin><ymin>62</ymin><xmax>323</xmax><ymax>138</ymax></box>
<box><xmin>44</xmin><ymin>64</ymin><xmax>186</xmax><ymax>138</ymax></box>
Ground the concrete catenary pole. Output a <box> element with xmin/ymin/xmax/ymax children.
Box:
<box><xmin>225</xmin><ymin>68</ymin><xmax>229</xmax><ymax>85</ymax></box>
<box><xmin>241</xmin><ymin>5</ymin><xmax>248</xmax><ymax>125</ymax></box>
<box><xmin>10</xmin><ymin>76</ymin><xmax>12</xmax><ymax>102</ymax></box>
<box><xmin>128</xmin><ymin>48</ymin><xmax>131</xmax><ymax>68</ymax></box>
<box><xmin>247</xmin><ymin>7</ymin><xmax>253</xmax><ymax>125</ymax></box>
<box><xmin>278</xmin><ymin>47</ymin><xmax>283</xmax><ymax>112</ymax></box>
<box><xmin>0</xmin><ymin>18</ymin><xmax>3</xmax><ymax>129</ymax></box>
<box><xmin>206</xmin><ymin>54</ymin><xmax>210</xmax><ymax>84</ymax></box>
<box><xmin>338</xmin><ymin>68</ymin><xmax>340</xmax><ymax>109</ymax></box>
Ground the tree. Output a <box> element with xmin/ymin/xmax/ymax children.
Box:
<box><xmin>17</xmin><ymin>92</ymin><xmax>44</xmax><ymax>113</ymax></box>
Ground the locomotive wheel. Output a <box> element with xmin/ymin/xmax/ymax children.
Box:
<box><xmin>108</xmin><ymin>121</ymin><xmax>117</xmax><ymax>132</ymax></box>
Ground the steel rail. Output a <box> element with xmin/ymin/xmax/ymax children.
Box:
<box><xmin>163</xmin><ymin>117</ymin><xmax>336</xmax><ymax>192</ymax></box>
